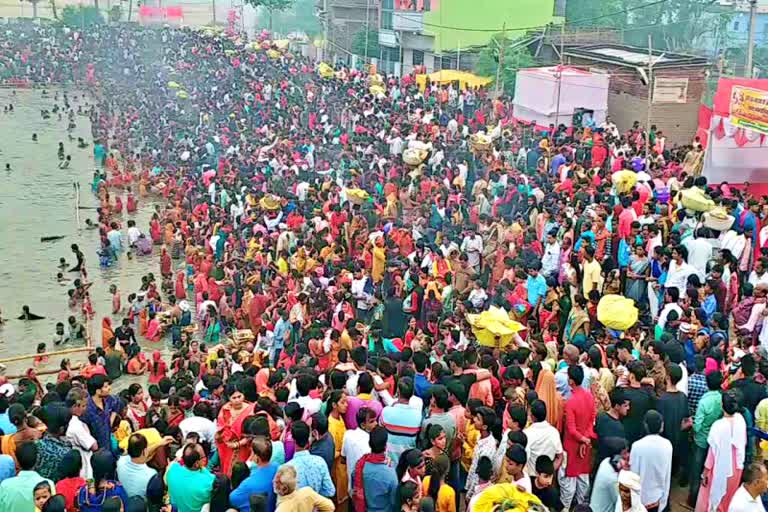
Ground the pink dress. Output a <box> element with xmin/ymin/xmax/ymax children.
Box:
<box><xmin>695</xmin><ymin>446</ymin><xmax>743</xmax><ymax>512</ymax></box>
<box><xmin>145</xmin><ymin>319</ymin><xmax>162</xmax><ymax>342</ymax></box>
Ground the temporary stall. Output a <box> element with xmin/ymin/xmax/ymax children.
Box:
<box><xmin>512</xmin><ymin>66</ymin><xmax>609</xmax><ymax>129</ymax></box>
<box><xmin>703</xmin><ymin>78</ymin><xmax>768</xmax><ymax>190</ymax></box>
<box><xmin>139</xmin><ymin>5</ymin><xmax>183</xmax><ymax>25</ymax></box>
<box><xmin>416</xmin><ymin>70</ymin><xmax>493</xmax><ymax>91</ymax></box>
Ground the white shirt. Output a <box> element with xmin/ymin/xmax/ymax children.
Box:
<box><xmin>749</xmin><ymin>271</ymin><xmax>768</xmax><ymax>288</ymax></box>
<box><xmin>721</xmin><ymin>230</ymin><xmax>747</xmax><ymax>260</ymax></box>
<box><xmin>677</xmin><ymin>363</ymin><xmax>689</xmax><ymax>395</ymax></box>
<box><xmin>127</xmin><ymin>226</ymin><xmax>142</xmax><ymax>246</ymax></box>
<box><xmin>542</xmin><ymin>242</ymin><xmax>561</xmax><ymax>276</ymax></box>
<box><xmin>630</xmin><ymin>434</ymin><xmax>673</xmax><ymax>511</ymax></box>
<box><xmin>197</xmin><ymin>300</ymin><xmax>217</xmax><ymax>322</ymax></box>
<box><xmin>341</xmin><ymin>428</ymin><xmax>370</xmax><ymax>491</ymax></box>
<box><xmin>345</xmin><ymin>370</ymin><xmax>365</xmax><ymax>397</ymax></box>
<box><xmin>290</xmin><ymin>395</ymin><xmax>323</xmax><ymax>416</ymax></box>
<box><xmin>468</xmin><ymin>289</ymin><xmax>487</xmax><ymax>308</ymax></box>
<box><xmin>296</xmin><ymin>182</ymin><xmax>309</xmax><ymax>201</ymax></box>
<box><xmin>179</xmin><ymin>416</ymin><xmax>217</xmax><ymax>444</ymax></box>
<box><xmin>66</xmin><ymin>416</ymin><xmax>96</xmax><ymax>479</ymax></box>
<box><xmin>658</xmin><ymin>303</ymin><xmax>683</xmax><ymax>329</ymax></box>
<box><xmin>461</xmin><ymin>235</ymin><xmax>483</xmax><ymax>269</ymax></box>
<box><xmin>683</xmin><ymin>237</ymin><xmax>713</xmax><ymax>276</ymax></box>
<box><xmin>523</xmin><ymin>421</ymin><xmax>563</xmax><ymax>476</ymax></box>
<box><xmin>388</xmin><ymin>136</ymin><xmax>404</xmax><ymax>156</ymax></box>
<box><xmin>729</xmin><ymin>485</ymin><xmax>766</xmax><ymax>512</ymax></box>
<box><xmin>350</xmin><ymin>277</ymin><xmax>372</xmax><ymax>310</ymax></box>
<box><xmin>665</xmin><ymin>260</ymin><xmax>697</xmax><ymax>294</ymax></box>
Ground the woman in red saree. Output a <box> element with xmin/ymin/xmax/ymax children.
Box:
<box><xmin>215</xmin><ymin>386</ymin><xmax>255</xmax><ymax>476</ymax></box>
<box><xmin>174</xmin><ymin>271</ymin><xmax>187</xmax><ymax>300</ymax></box>
<box><xmin>150</xmin><ymin>216</ymin><xmax>162</xmax><ymax>244</ymax></box>
<box><xmin>126</xmin><ymin>189</ymin><xmax>138</xmax><ymax>213</ymax></box>
<box><xmin>160</xmin><ymin>247</ymin><xmax>172</xmax><ymax>278</ymax></box>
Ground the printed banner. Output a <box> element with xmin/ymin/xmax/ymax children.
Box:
<box><xmin>730</xmin><ymin>85</ymin><xmax>768</xmax><ymax>135</ymax></box>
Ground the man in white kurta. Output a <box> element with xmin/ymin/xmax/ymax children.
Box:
<box><xmin>629</xmin><ymin>411</ymin><xmax>672</xmax><ymax>512</ymax></box>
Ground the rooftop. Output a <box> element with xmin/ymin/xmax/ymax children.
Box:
<box><xmin>564</xmin><ymin>44</ymin><xmax>709</xmax><ymax>69</ymax></box>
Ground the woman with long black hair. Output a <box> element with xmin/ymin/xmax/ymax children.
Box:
<box><xmin>422</xmin><ymin>453</ymin><xmax>455</xmax><ymax>512</ymax></box>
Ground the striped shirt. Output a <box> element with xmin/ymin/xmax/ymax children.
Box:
<box><xmin>381</xmin><ymin>403</ymin><xmax>423</xmax><ymax>467</ymax></box>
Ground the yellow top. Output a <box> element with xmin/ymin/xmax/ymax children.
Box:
<box><xmin>422</xmin><ymin>476</ymin><xmax>457</xmax><ymax>512</ymax></box>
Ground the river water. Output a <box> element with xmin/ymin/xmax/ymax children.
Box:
<box><xmin>0</xmin><ymin>88</ymin><xmax>158</xmax><ymax>376</ymax></box>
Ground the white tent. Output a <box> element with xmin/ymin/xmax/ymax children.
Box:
<box><xmin>512</xmin><ymin>66</ymin><xmax>609</xmax><ymax>128</ymax></box>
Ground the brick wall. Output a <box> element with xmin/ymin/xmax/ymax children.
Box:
<box><xmin>607</xmin><ymin>91</ymin><xmax>701</xmax><ymax>145</ymax></box>
<box><xmin>567</xmin><ymin>56</ymin><xmax>707</xmax><ymax>145</ymax></box>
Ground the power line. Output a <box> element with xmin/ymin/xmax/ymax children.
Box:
<box><xmin>389</xmin><ymin>0</ymin><xmax>671</xmax><ymax>34</ymax></box>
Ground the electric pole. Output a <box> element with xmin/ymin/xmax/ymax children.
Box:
<box><xmin>554</xmin><ymin>22</ymin><xmax>565</xmax><ymax>129</ymax></box>
<box><xmin>363</xmin><ymin>0</ymin><xmax>371</xmax><ymax>66</ymax></box>
<box><xmin>746</xmin><ymin>0</ymin><xmax>758</xmax><ymax>78</ymax></box>
<box><xmin>647</xmin><ymin>34</ymin><xmax>654</xmax><ymax>159</ymax></box>
<box><xmin>495</xmin><ymin>23</ymin><xmax>506</xmax><ymax>96</ymax></box>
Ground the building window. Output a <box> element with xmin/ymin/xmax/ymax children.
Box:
<box><xmin>733</xmin><ymin>20</ymin><xmax>740</xmax><ymax>31</ymax></box>
<box><xmin>382</xmin><ymin>0</ymin><xmax>394</xmax><ymax>30</ymax></box>
<box><xmin>413</xmin><ymin>50</ymin><xmax>424</xmax><ymax>66</ymax></box>
<box><xmin>381</xmin><ymin>46</ymin><xmax>401</xmax><ymax>63</ymax></box>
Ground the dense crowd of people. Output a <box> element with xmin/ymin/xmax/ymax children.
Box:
<box><xmin>1</xmin><ymin>19</ymin><xmax>768</xmax><ymax>512</ymax></box>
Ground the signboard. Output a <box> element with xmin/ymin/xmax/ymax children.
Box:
<box><xmin>139</xmin><ymin>6</ymin><xmax>183</xmax><ymax>24</ymax></box>
<box><xmin>653</xmin><ymin>77</ymin><xmax>688</xmax><ymax>104</ymax></box>
<box><xmin>378</xmin><ymin>29</ymin><xmax>398</xmax><ymax>48</ymax></box>
<box><xmin>730</xmin><ymin>85</ymin><xmax>768</xmax><ymax>135</ymax></box>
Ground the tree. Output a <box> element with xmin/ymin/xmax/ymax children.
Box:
<box><xmin>109</xmin><ymin>5</ymin><xmax>122</xmax><ymax>22</ymax></box>
<box><xmin>61</xmin><ymin>5</ymin><xmax>105</xmax><ymax>28</ymax></box>
<box><xmin>350</xmin><ymin>29</ymin><xmax>380</xmax><ymax>59</ymax></box>
<box><xmin>475</xmin><ymin>35</ymin><xmax>535</xmax><ymax>95</ymax></box>
<box><xmin>565</xmin><ymin>0</ymin><xmax>622</xmax><ymax>27</ymax></box>
<box><xmin>622</xmin><ymin>0</ymin><xmax>732</xmax><ymax>52</ymax></box>
<box><xmin>254</xmin><ymin>0</ymin><xmax>321</xmax><ymax>37</ymax></box>
<box><xmin>245</xmin><ymin>0</ymin><xmax>295</xmax><ymax>31</ymax></box>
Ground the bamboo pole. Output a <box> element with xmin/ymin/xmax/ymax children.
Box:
<box><xmin>7</xmin><ymin>363</ymin><xmax>84</xmax><ymax>380</ymax></box>
<box><xmin>0</xmin><ymin>346</ymin><xmax>92</xmax><ymax>365</ymax></box>
<box><xmin>7</xmin><ymin>368</ymin><xmax>62</xmax><ymax>380</ymax></box>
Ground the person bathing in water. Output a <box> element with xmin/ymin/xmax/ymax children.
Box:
<box><xmin>59</xmin><ymin>155</ymin><xmax>72</xmax><ymax>169</ymax></box>
<box><xmin>18</xmin><ymin>305</ymin><xmax>45</xmax><ymax>320</ymax></box>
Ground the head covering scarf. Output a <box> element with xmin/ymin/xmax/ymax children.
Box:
<box><xmin>535</xmin><ymin>368</ymin><xmax>564</xmax><ymax>431</ymax></box>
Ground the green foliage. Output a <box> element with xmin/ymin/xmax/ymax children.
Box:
<box><xmin>245</xmin><ymin>0</ymin><xmax>294</xmax><ymax>29</ymax></box>
<box><xmin>108</xmin><ymin>5</ymin><xmax>122</xmax><ymax>22</ymax></box>
<box><xmin>622</xmin><ymin>0</ymin><xmax>731</xmax><ymax>52</ymax></box>
<box><xmin>565</xmin><ymin>0</ymin><xmax>732</xmax><ymax>53</ymax></box>
<box><xmin>245</xmin><ymin>0</ymin><xmax>295</xmax><ymax>15</ymax></box>
<box><xmin>565</xmin><ymin>0</ymin><xmax>622</xmax><ymax>27</ymax></box>
<box><xmin>60</xmin><ymin>5</ymin><xmax>104</xmax><ymax>28</ymax></box>
<box><xmin>724</xmin><ymin>45</ymin><xmax>768</xmax><ymax>78</ymax></box>
<box><xmin>475</xmin><ymin>35</ymin><xmax>535</xmax><ymax>95</ymax></box>
<box><xmin>254</xmin><ymin>0</ymin><xmax>321</xmax><ymax>36</ymax></box>
<box><xmin>351</xmin><ymin>29</ymin><xmax>380</xmax><ymax>58</ymax></box>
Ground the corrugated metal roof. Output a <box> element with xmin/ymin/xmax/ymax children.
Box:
<box><xmin>564</xmin><ymin>44</ymin><xmax>709</xmax><ymax>69</ymax></box>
